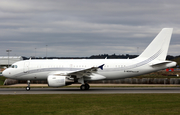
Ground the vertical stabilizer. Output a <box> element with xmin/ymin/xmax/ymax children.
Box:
<box><xmin>138</xmin><ymin>28</ymin><xmax>173</xmax><ymax>60</ymax></box>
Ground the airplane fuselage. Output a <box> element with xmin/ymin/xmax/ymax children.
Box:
<box><xmin>3</xmin><ymin>58</ymin><xmax>176</xmax><ymax>81</ymax></box>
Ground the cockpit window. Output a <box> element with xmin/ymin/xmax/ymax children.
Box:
<box><xmin>10</xmin><ymin>65</ymin><xmax>18</xmax><ymax>68</ymax></box>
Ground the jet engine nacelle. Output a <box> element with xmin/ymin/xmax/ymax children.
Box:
<box><xmin>47</xmin><ymin>75</ymin><xmax>66</xmax><ymax>87</ymax></box>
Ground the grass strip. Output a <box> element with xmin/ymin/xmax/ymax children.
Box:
<box><xmin>0</xmin><ymin>94</ymin><xmax>180</xmax><ymax>115</ymax></box>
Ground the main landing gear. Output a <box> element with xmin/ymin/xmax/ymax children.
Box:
<box><xmin>80</xmin><ymin>83</ymin><xmax>90</xmax><ymax>90</ymax></box>
<box><xmin>26</xmin><ymin>80</ymin><xmax>30</xmax><ymax>91</ymax></box>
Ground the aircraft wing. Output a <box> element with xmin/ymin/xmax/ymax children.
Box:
<box><xmin>67</xmin><ymin>64</ymin><xmax>105</xmax><ymax>78</ymax></box>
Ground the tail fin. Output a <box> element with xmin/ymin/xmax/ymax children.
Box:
<box><xmin>138</xmin><ymin>28</ymin><xmax>173</xmax><ymax>60</ymax></box>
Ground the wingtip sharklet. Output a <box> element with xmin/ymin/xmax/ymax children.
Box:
<box><xmin>98</xmin><ymin>64</ymin><xmax>105</xmax><ymax>70</ymax></box>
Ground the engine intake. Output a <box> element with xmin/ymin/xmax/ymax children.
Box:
<box><xmin>47</xmin><ymin>75</ymin><xmax>73</xmax><ymax>87</ymax></box>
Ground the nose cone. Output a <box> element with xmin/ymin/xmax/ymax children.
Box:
<box><xmin>2</xmin><ymin>69</ymin><xmax>10</xmax><ymax>78</ymax></box>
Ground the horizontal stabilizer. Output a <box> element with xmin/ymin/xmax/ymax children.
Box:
<box><xmin>150</xmin><ymin>61</ymin><xmax>176</xmax><ymax>68</ymax></box>
<box><xmin>150</xmin><ymin>61</ymin><xmax>172</xmax><ymax>67</ymax></box>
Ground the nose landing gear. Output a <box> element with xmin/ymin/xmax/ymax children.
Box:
<box><xmin>26</xmin><ymin>80</ymin><xmax>30</xmax><ymax>91</ymax></box>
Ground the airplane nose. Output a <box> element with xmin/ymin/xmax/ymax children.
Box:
<box><xmin>2</xmin><ymin>69</ymin><xmax>9</xmax><ymax>77</ymax></box>
<box><xmin>2</xmin><ymin>70</ymin><xmax>6</xmax><ymax>77</ymax></box>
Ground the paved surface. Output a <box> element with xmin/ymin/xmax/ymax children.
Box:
<box><xmin>5</xmin><ymin>84</ymin><xmax>180</xmax><ymax>87</ymax></box>
<box><xmin>0</xmin><ymin>87</ymin><xmax>180</xmax><ymax>94</ymax></box>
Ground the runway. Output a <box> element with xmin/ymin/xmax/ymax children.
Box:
<box><xmin>0</xmin><ymin>87</ymin><xmax>180</xmax><ymax>94</ymax></box>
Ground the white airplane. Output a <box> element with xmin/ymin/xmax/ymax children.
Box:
<box><xmin>2</xmin><ymin>28</ymin><xmax>176</xmax><ymax>91</ymax></box>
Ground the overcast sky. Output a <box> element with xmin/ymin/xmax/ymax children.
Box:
<box><xmin>0</xmin><ymin>0</ymin><xmax>180</xmax><ymax>57</ymax></box>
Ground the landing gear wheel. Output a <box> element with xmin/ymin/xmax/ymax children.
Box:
<box><xmin>26</xmin><ymin>86</ymin><xmax>30</xmax><ymax>91</ymax></box>
<box><xmin>80</xmin><ymin>84</ymin><xmax>90</xmax><ymax>90</ymax></box>
<box><xmin>80</xmin><ymin>84</ymin><xmax>86</xmax><ymax>90</ymax></box>
<box><xmin>85</xmin><ymin>83</ymin><xmax>90</xmax><ymax>90</ymax></box>
<box><xmin>26</xmin><ymin>80</ymin><xmax>31</xmax><ymax>91</ymax></box>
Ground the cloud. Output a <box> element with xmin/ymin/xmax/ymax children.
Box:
<box><xmin>0</xmin><ymin>0</ymin><xmax>180</xmax><ymax>57</ymax></box>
